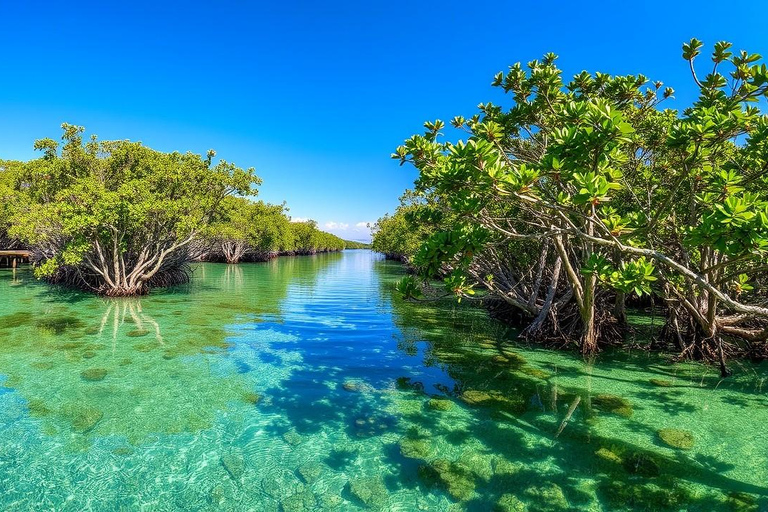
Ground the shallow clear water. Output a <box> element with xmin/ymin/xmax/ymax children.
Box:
<box><xmin>0</xmin><ymin>250</ymin><xmax>766</xmax><ymax>511</ymax></box>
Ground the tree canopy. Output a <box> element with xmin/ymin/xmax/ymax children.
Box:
<box><xmin>378</xmin><ymin>39</ymin><xmax>768</xmax><ymax>374</ymax></box>
<box><xmin>4</xmin><ymin>124</ymin><xmax>259</xmax><ymax>295</ymax></box>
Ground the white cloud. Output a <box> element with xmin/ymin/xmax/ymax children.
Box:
<box><xmin>355</xmin><ymin>221</ymin><xmax>371</xmax><ymax>229</ymax></box>
<box><xmin>291</xmin><ymin>217</ymin><xmax>310</xmax><ymax>223</ymax></box>
<box><xmin>324</xmin><ymin>221</ymin><xmax>349</xmax><ymax>230</ymax></box>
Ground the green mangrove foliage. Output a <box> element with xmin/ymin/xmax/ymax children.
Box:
<box><xmin>0</xmin><ymin>161</ymin><xmax>23</xmax><ymax>249</ymax></box>
<box><xmin>371</xmin><ymin>192</ymin><xmax>441</xmax><ymax>262</ymax></box>
<box><xmin>289</xmin><ymin>219</ymin><xmax>347</xmax><ymax>255</ymax></box>
<box><xmin>2</xmin><ymin>124</ymin><xmax>258</xmax><ymax>295</ymax></box>
<box><xmin>200</xmin><ymin>197</ymin><xmax>294</xmax><ymax>263</ymax></box>
<box><xmin>0</xmin><ymin>125</ymin><xmax>350</xmax><ymax>293</ymax></box>
<box><xmin>381</xmin><ymin>39</ymin><xmax>768</xmax><ymax>373</ymax></box>
<box><xmin>342</xmin><ymin>239</ymin><xmax>372</xmax><ymax>250</ymax></box>
<box><xmin>198</xmin><ymin>198</ymin><xmax>347</xmax><ymax>263</ymax></box>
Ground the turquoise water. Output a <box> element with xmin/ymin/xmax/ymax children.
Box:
<box><xmin>0</xmin><ymin>250</ymin><xmax>766</xmax><ymax>511</ymax></box>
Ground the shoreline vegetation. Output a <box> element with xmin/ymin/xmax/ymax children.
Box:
<box><xmin>0</xmin><ymin>124</ymin><xmax>368</xmax><ymax>294</ymax></box>
<box><xmin>372</xmin><ymin>39</ymin><xmax>768</xmax><ymax>376</ymax></box>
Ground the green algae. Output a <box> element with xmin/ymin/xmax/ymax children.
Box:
<box><xmin>35</xmin><ymin>316</ymin><xmax>85</xmax><ymax>335</ymax></box>
<box><xmin>524</xmin><ymin>484</ymin><xmax>569</xmax><ymax>512</ymax></box>
<box><xmin>460</xmin><ymin>389</ymin><xmax>526</xmax><ymax>415</ymax></box>
<box><xmin>592</xmin><ymin>393</ymin><xmax>633</xmax><ymax>418</ymax></box>
<box><xmin>595</xmin><ymin>447</ymin><xmax>623</xmax><ymax>466</ymax></box>
<box><xmin>0</xmin><ymin>311</ymin><xmax>33</xmax><ymax>329</ymax></box>
<box><xmin>297</xmin><ymin>462</ymin><xmax>325</xmax><ymax>484</ymax></box>
<box><xmin>727</xmin><ymin>492</ymin><xmax>760</xmax><ymax>512</ymax></box>
<box><xmin>495</xmin><ymin>494</ymin><xmax>528</xmax><ymax>512</ymax></box>
<box><xmin>80</xmin><ymin>368</ymin><xmax>108</xmax><ymax>382</ymax></box>
<box><xmin>347</xmin><ymin>476</ymin><xmax>388</xmax><ymax>509</ymax></box>
<box><xmin>418</xmin><ymin>459</ymin><xmax>476</xmax><ymax>501</ymax></box>
<box><xmin>281</xmin><ymin>489</ymin><xmax>317</xmax><ymax>512</ymax></box>
<box><xmin>283</xmin><ymin>430</ymin><xmax>303</xmax><ymax>446</ymax></box>
<box><xmin>426</xmin><ymin>397</ymin><xmax>453</xmax><ymax>411</ymax></box>
<box><xmin>399</xmin><ymin>429</ymin><xmax>433</xmax><ymax>459</ymax></box>
<box><xmin>27</xmin><ymin>398</ymin><xmax>51</xmax><ymax>416</ymax></box>
<box><xmin>241</xmin><ymin>391</ymin><xmax>261</xmax><ymax>404</ymax></box>
<box><xmin>658</xmin><ymin>428</ymin><xmax>695</xmax><ymax>450</ymax></box>
<box><xmin>220</xmin><ymin>451</ymin><xmax>245</xmax><ymax>481</ymax></box>
<box><xmin>61</xmin><ymin>404</ymin><xmax>104</xmax><ymax>433</ymax></box>
<box><xmin>0</xmin><ymin>255</ymin><xmax>766</xmax><ymax>511</ymax></box>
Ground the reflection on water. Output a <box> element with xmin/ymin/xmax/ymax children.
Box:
<box><xmin>0</xmin><ymin>251</ymin><xmax>766</xmax><ymax>511</ymax></box>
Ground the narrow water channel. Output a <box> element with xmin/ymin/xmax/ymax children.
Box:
<box><xmin>0</xmin><ymin>250</ymin><xmax>765</xmax><ymax>510</ymax></box>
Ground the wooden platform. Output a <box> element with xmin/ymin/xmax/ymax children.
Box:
<box><xmin>0</xmin><ymin>250</ymin><xmax>31</xmax><ymax>268</ymax></box>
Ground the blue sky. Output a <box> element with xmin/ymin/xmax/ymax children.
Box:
<box><xmin>1</xmin><ymin>1</ymin><xmax>766</xmax><ymax>241</ymax></box>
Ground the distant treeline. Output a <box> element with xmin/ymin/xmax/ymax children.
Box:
<box><xmin>0</xmin><ymin>124</ymin><xmax>352</xmax><ymax>296</ymax></box>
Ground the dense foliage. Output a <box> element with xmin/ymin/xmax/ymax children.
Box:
<box><xmin>200</xmin><ymin>197</ymin><xmax>293</xmax><ymax>263</ymax></box>
<box><xmin>371</xmin><ymin>192</ymin><xmax>440</xmax><ymax>262</ymax></box>
<box><xmin>289</xmin><ymin>220</ymin><xmax>347</xmax><ymax>255</ymax></box>
<box><xmin>342</xmin><ymin>239</ymin><xmax>372</xmax><ymax>250</ymax></box>
<box><xmin>378</xmin><ymin>40</ymin><xmax>768</xmax><ymax>374</ymax></box>
<box><xmin>199</xmin><ymin>202</ymin><xmax>347</xmax><ymax>263</ymax></box>
<box><xmin>0</xmin><ymin>125</ymin><xmax>346</xmax><ymax>295</ymax></box>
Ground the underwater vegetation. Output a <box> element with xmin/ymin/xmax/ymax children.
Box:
<box><xmin>0</xmin><ymin>253</ymin><xmax>765</xmax><ymax>510</ymax></box>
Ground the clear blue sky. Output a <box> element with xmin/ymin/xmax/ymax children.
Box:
<box><xmin>1</xmin><ymin>1</ymin><xmax>766</xmax><ymax>241</ymax></box>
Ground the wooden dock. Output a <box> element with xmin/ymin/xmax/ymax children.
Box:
<box><xmin>0</xmin><ymin>250</ymin><xmax>31</xmax><ymax>268</ymax></box>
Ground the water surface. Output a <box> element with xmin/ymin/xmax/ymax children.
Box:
<box><xmin>0</xmin><ymin>251</ymin><xmax>766</xmax><ymax>511</ymax></box>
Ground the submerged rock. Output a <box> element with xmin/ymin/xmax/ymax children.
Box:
<box><xmin>220</xmin><ymin>451</ymin><xmax>245</xmax><ymax>481</ymax></box>
<box><xmin>492</xmin><ymin>456</ymin><xmax>523</xmax><ymax>476</ymax></box>
<box><xmin>524</xmin><ymin>483</ymin><xmax>569</xmax><ymax>511</ymax></box>
<box><xmin>297</xmin><ymin>461</ymin><xmax>325</xmax><ymax>484</ymax></box>
<box><xmin>347</xmin><ymin>476</ymin><xmax>388</xmax><ymax>509</ymax></box>
<box><xmin>242</xmin><ymin>392</ymin><xmax>261</xmax><ymax>405</ymax></box>
<box><xmin>495</xmin><ymin>494</ymin><xmax>528</xmax><ymax>512</ymax></box>
<box><xmin>112</xmin><ymin>446</ymin><xmax>133</xmax><ymax>456</ymax></box>
<box><xmin>458</xmin><ymin>451</ymin><xmax>493</xmax><ymax>480</ymax></box>
<box><xmin>400</xmin><ymin>435</ymin><xmax>432</xmax><ymax>460</ymax></box>
<box><xmin>657</xmin><ymin>428</ymin><xmax>694</xmax><ymax>450</ymax></box>
<box><xmin>80</xmin><ymin>368</ymin><xmax>108</xmax><ymax>382</ymax></box>
<box><xmin>342</xmin><ymin>380</ymin><xmax>373</xmax><ymax>393</ymax></box>
<box><xmin>460</xmin><ymin>389</ymin><xmax>492</xmax><ymax>405</ymax></box>
<box><xmin>591</xmin><ymin>394</ymin><xmax>633</xmax><ymax>418</ymax></box>
<box><xmin>281</xmin><ymin>489</ymin><xmax>317</xmax><ymax>512</ymax></box>
<box><xmin>319</xmin><ymin>492</ymin><xmax>344</xmax><ymax>510</ymax></box>
<box><xmin>418</xmin><ymin>459</ymin><xmax>476</xmax><ymax>502</ymax></box>
<box><xmin>35</xmin><ymin>316</ymin><xmax>85</xmax><ymax>335</ymax></box>
<box><xmin>427</xmin><ymin>398</ymin><xmax>453</xmax><ymax>411</ymax></box>
<box><xmin>649</xmin><ymin>378</ymin><xmax>674</xmax><ymax>387</ymax></box>
<box><xmin>283</xmin><ymin>430</ymin><xmax>303</xmax><ymax>447</ymax></box>
<box><xmin>520</xmin><ymin>367</ymin><xmax>551</xmax><ymax>379</ymax></box>
<box><xmin>0</xmin><ymin>311</ymin><xmax>33</xmax><ymax>329</ymax></box>
<box><xmin>126</xmin><ymin>329</ymin><xmax>150</xmax><ymax>338</ymax></box>
<box><xmin>595</xmin><ymin>447</ymin><xmax>622</xmax><ymax>466</ymax></box>
<box><xmin>262</xmin><ymin>469</ymin><xmax>304</xmax><ymax>498</ymax></box>
<box><xmin>27</xmin><ymin>398</ymin><xmax>51</xmax><ymax>416</ymax></box>
<box><xmin>460</xmin><ymin>389</ymin><xmax>526</xmax><ymax>415</ymax></box>
<box><xmin>726</xmin><ymin>492</ymin><xmax>759</xmax><ymax>512</ymax></box>
<box><xmin>62</xmin><ymin>404</ymin><xmax>104</xmax><ymax>433</ymax></box>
